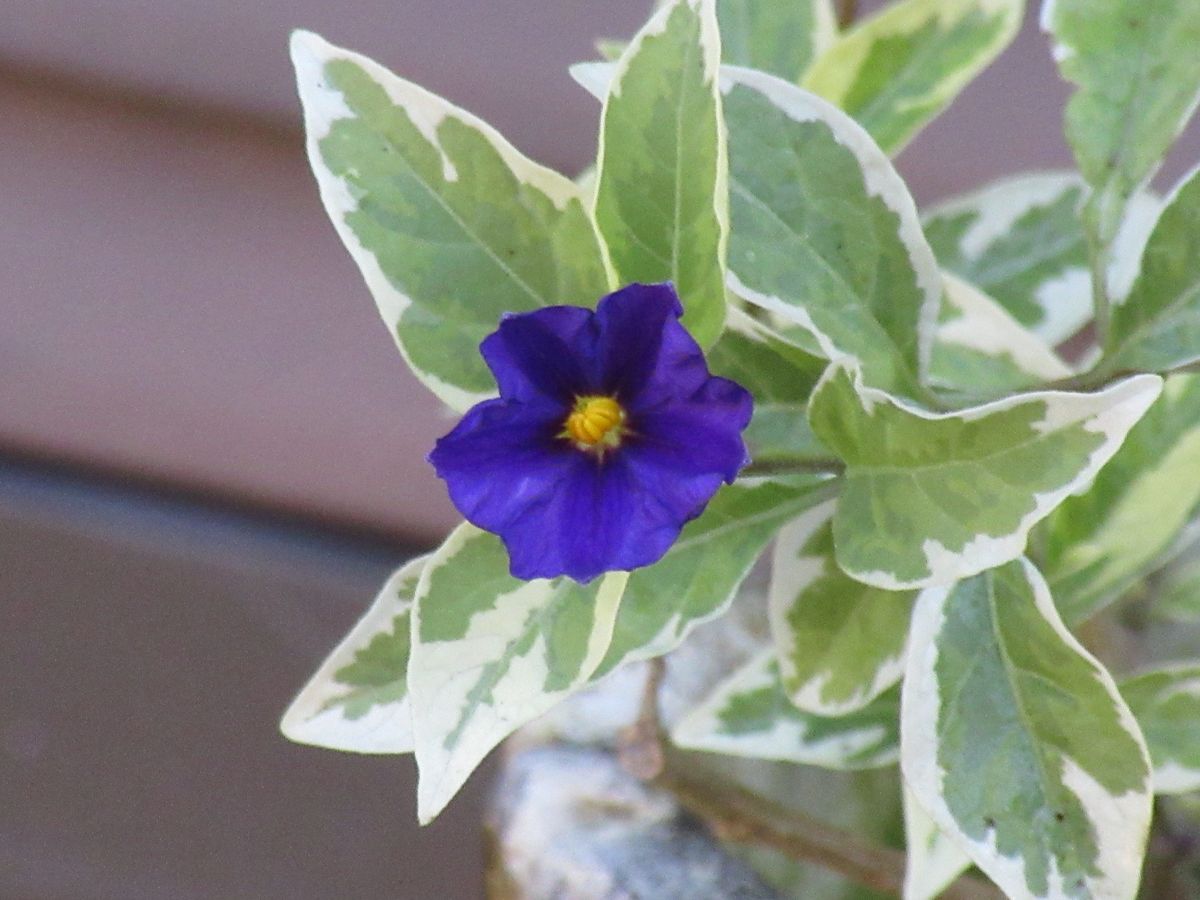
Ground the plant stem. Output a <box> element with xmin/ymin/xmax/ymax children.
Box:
<box><xmin>618</xmin><ymin>658</ymin><xmax>1003</xmax><ymax>899</ymax></box>
<box><xmin>837</xmin><ymin>0</ymin><xmax>859</xmax><ymax>30</ymax></box>
<box><xmin>741</xmin><ymin>458</ymin><xmax>845</xmax><ymax>477</ymax></box>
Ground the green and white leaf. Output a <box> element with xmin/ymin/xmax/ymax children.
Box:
<box><xmin>721</xmin><ymin>66</ymin><xmax>943</xmax><ymax>398</ymax></box>
<box><xmin>290</xmin><ymin>31</ymin><xmax>610</xmax><ymax>412</ymax></box>
<box><xmin>804</xmin><ymin>0</ymin><xmax>1022</xmax><ymax>156</ymax></box>
<box><xmin>1105</xmin><ymin>165</ymin><xmax>1200</xmax><ymax>375</ymax></box>
<box><xmin>593</xmin><ymin>475</ymin><xmax>836</xmax><ymax>679</ymax></box>
<box><xmin>809</xmin><ymin>360</ymin><xmax>1161</xmax><ymax>589</ymax></box>
<box><xmin>930</xmin><ymin>272</ymin><xmax>1072</xmax><ymax>397</ymax></box>
<box><xmin>903</xmin><ymin>559</ymin><xmax>1152</xmax><ymax>900</ymax></box>
<box><xmin>902</xmin><ymin>785</ymin><xmax>971</xmax><ymax>900</ymax></box>
<box><xmin>769</xmin><ymin>501</ymin><xmax>915</xmax><ymax>715</ymax></box>
<box><xmin>673</xmin><ymin>648</ymin><xmax>900</xmax><ymax>769</ymax></box>
<box><xmin>280</xmin><ymin>554</ymin><xmax>428</xmax><ymax>753</ymax></box>
<box><xmin>707</xmin><ymin>307</ymin><xmax>830</xmax><ymax>465</ymax></box>
<box><xmin>1042</xmin><ymin>374</ymin><xmax>1200</xmax><ymax>624</ymax></box>
<box><xmin>594</xmin><ymin>0</ymin><xmax>728</xmax><ymax>347</ymax></box>
<box><xmin>1043</xmin><ymin>0</ymin><xmax>1200</xmax><ymax>248</ymax></box>
<box><xmin>1120</xmin><ymin>664</ymin><xmax>1200</xmax><ymax>795</ymax></box>
<box><xmin>409</xmin><ymin>525</ymin><xmax>627</xmax><ymax>823</ymax></box>
<box><xmin>925</xmin><ymin>172</ymin><xmax>1162</xmax><ymax>344</ymax></box>
<box><xmin>924</xmin><ymin>172</ymin><xmax>1091</xmax><ymax>343</ymax></box>
<box><xmin>716</xmin><ymin>0</ymin><xmax>836</xmax><ymax>82</ymax></box>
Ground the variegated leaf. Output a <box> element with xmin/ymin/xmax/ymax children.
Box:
<box><xmin>1043</xmin><ymin>0</ymin><xmax>1200</xmax><ymax>248</ymax></box>
<box><xmin>924</xmin><ymin>172</ymin><xmax>1091</xmax><ymax>344</ymax></box>
<box><xmin>769</xmin><ymin>501</ymin><xmax>915</xmax><ymax>715</ymax></box>
<box><xmin>1120</xmin><ymin>664</ymin><xmax>1200</xmax><ymax>795</ymax></box>
<box><xmin>721</xmin><ymin>67</ymin><xmax>942</xmax><ymax>398</ymax></box>
<box><xmin>1042</xmin><ymin>374</ymin><xmax>1200</xmax><ymax>624</ymax></box>
<box><xmin>595</xmin><ymin>0</ymin><xmax>728</xmax><ymax>347</ymax></box>
<box><xmin>291</xmin><ymin>31</ymin><xmax>610</xmax><ymax>412</ymax></box>
<box><xmin>409</xmin><ymin>525</ymin><xmax>627</xmax><ymax>822</ymax></box>
<box><xmin>809</xmin><ymin>360</ymin><xmax>1161</xmax><ymax>589</ymax></box>
<box><xmin>903</xmin><ymin>559</ymin><xmax>1152</xmax><ymax>900</ymax></box>
<box><xmin>804</xmin><ymin>0</ymin><xmax>1022</xmax><ymax>156</ymax></box>
<box><xmin>716</xmin><ymin>0</ymin><xmax>836</xmax><ymax>82</ymax></box>
<box><xmin>593</xmin><ymin>475</ymin><xmax>836</xmax><ymax>678</ymax></box>
<box><xmin>1105</xmin><ymin>165</ymin><xmax>1200</xmax><ymax>375</ymax></box>
<box><xmin>673</xmin><ymin>648</ymin><xmax>900</xmax><ymax>769</ymax></box>
<box><xmin>925</xmin><ymin>172</ymin><xmax>1162</xmax><ymax>345</ymax></box>
<box><xmin>280</xmin><ymin>554</ymin><xmax>428</xmax><ymax>753</ymax></box>
<box><xmin>930</xmin><ymin>272</ymin><xmax>1072</xmax><ymax>398</ymax></box>
<box><xmin>902</xmin><ymin>785</ymin><xmax>972</xmax><ymax>900</ymax></box>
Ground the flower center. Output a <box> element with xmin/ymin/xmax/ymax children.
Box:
<box><xmin>564</xmin><ymin>395</ymin><xmax>625</xmax><ymax>451</ymax></box>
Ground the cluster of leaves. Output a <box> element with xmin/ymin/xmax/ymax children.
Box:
<box><xmin>281</xmin><ymin>0</ymin><xmax>1200</xmax><ymax>897</ymax></box>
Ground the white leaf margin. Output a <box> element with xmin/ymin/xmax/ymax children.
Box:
<box><xmin>820</xmin><ymin>361</ymin><xmax>1162</xmax><ymax>590</ymax></box>
<box><xmin>570</xmin><ymin>61</ymin><xmax>943</xmax><ymax>385</ymax></box>
<box><xmin>768</xmin><ymin>500</ymin><xmax>909</xmax><ymax>716</ymax></box>
<box><xmin>902</xmin><ymin>784</ymin><xmax>972</xmax><ymax>900</ymax></box>
<box><xmin>409</xmin><ymin>523</ymin><xmax>628</xmax><ymax>823</ymax></box>
<box><xmin>803</xmin><ymin>0</ymin><xmax>1024</xmax><ymax>152</ymax></box>
<box><xmin>718</xmin><ymin>65</ymin><xmax>944</xmax><ymax>386</ymax></box>
<box><xmin>291</xmin><ymin>30</ymin><xmax>599</xmax><ymax>412</ymax></box>
<box><xmin>934</xmin><ymin>271</ymin><xmax>1073</xmax><ymax>384</ymax></box>
<box><xmin>901</xmin><ymin>558</ymin><xmax>1153</xmax><ymax>900</ymax></box>
<box><xmin>672</xmin><ymin>647</ymin><xmax>899</xmax><ymax>769</ymax></box>
<box><xmin>594</xmin><ymin>0</ymin><xmax>729</xmax><ymax>346</ymax></box>
<box><xmin>1120</xmin><ymin>662</ymin><xmax>1200</xmax><ymax>795</ymax></box>
<box><xmin>280</xmin><ymin>553</ymin><xmax>429</xmax><ymax>754</ymax></box>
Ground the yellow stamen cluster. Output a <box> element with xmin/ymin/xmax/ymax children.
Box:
<box><xmin>564</xmin><ymin>395</ymin><xmax>625</xmax><ymax>452</ymax></box>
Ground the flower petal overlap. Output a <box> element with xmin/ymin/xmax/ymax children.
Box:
<box><xmin>429</xmin><ymin>283</ymin><xmax>752</xmax><ymax>582</ymax></box>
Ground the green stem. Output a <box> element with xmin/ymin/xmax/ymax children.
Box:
<box><xmin>837</xmin><ymin>0</ymin><xmax>859</xmax><ymax>30</ymax></box>
<box><xmin>741</xmin><ymin>458</ymin><xmax>845</xmax><ymax>477</ymax></box>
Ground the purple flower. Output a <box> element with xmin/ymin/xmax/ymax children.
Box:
<box><xmin>429</xmin><ymin>283</ymin><xmax>753</xmax><ymax>583</ymax></box>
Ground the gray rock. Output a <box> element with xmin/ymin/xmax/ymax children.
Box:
<box><xmin>487</xmin><ymin>744</ymin><xmax>782</xmax><ymax>900</ymax></box>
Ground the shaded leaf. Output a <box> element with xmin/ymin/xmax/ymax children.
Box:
<box><xmin>673</xmin><ymin>648</ymin><xmax>900</xmax><ymax>769</ymax></box>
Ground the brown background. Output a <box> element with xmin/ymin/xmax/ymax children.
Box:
<box><xmin>2</xmin><ymin>2</ymin><xmax>1198</xmax><ymax>898</ymax></box>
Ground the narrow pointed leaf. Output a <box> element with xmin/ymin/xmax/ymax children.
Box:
<box><xmin>291</xmin><ymin>31</ymin><xmax>610</xmax><ymax>411</ymax></box>
<box><xmin>410</xmin><ymin>525</ymin><xmax>627</xmax><ymax>822</ymax></box>
<box><xmin>673</xmin><ymin>648</ymin><xmax>900</xmax><ymax>769</ymax></box>
<box><xmin>280</xmin><ymin>554</ymin><xmax>428</xmax><ymax>753</ymax></box>
<box><xmin>1043</xmin><ymin>374</ymin><xmax>1200</xmax><ymax>624</ymax></box>
<box><xmin>721</xmin><ymin>67</ymin><xmax>942</xmax><ymax>398</ymax></box>
<box><xmin>769</xmin><ymin>501</ymin><xmax>915</xmax><ymax>715</ymax></box>
<box><xmin>809</xmin><ymin>361</ymin><xmax>1161</xmax><ymax>589</ymax></box>
<box><xmin>1120</xmin><ymin>664</ymin><xmax>1200</xmax><ymax>795</ymax></box>
<box><xmin>706</xmin><ymin>308</ymin><xmax>830</xmax><ymax>465</ymax></box>
<box><xmin>1106</xmin><ymin>166</ymin><xmax>1200</xmax><ymax>374</ymax></box>
<box><xmin>1043</xmin><ymin>0</ymin><xmax>1200</xmax><ymax>247</ymax></box>
<box><xmin>902</xmin><ymin>785</ymin><xmax>972</xmax><ymax>900</ymax></box>
<box><xmin>716</xmin><ymin>0</ymin><xmax>836</xmax><ymax>82</ymax></box>
<box><xmin>903</xmin><ymin>559</ymin><xmax>1153</xmax><ymax>900</ymax></box>
<box><xmin>804</xmin><ymin>0</ymin><xmax>1022</xmax><ymax>156</ymax></box>
<box><xmin>593</xmin><ymin>475</ymin><xmax>836</xmax><ymax>678</ymax></box>
<box><xmin>594</xmin><ymin>0</ymin><xmax>728</xmax><ymax>347</ymax></box>
<box><xmin>930</xmin><ymin>272</ymin><xmax>1072</xmax><ymax>397</ymax></box>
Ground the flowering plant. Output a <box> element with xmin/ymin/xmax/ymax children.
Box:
<box><xmin>280</xmin><ymin>1</ymin><xmax>1200</xmax><ymax>897</ymax></box>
